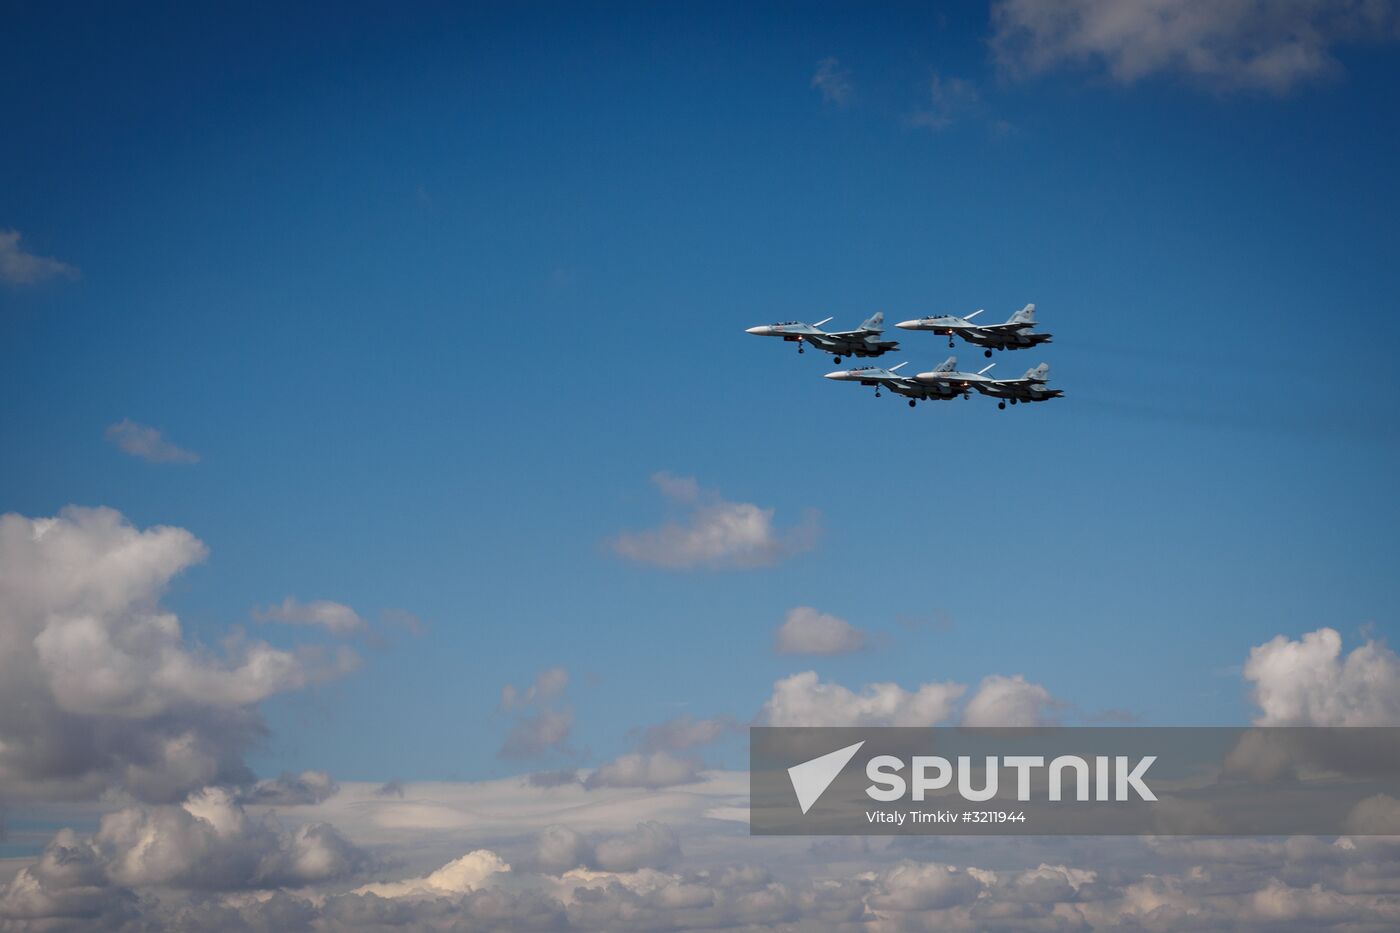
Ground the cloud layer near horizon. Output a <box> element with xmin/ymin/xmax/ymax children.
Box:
<box><xmin>7</xmin><ymin>504</ymin><xmax>1400</xmax><ymax>929</ymax></box>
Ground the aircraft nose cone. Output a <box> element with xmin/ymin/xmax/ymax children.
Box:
<box><xmin>895</xmin><ymin>320</ymin><xmax>919</xmax><ymax>330</ymax></box>
<box><xmin>824</xmin><ymin>371</ymin><xmax>844</xmax><ymax>379</ymax></box>
<box><xmin>745</xmin><ymin>326</ymin><xmax>766</xmax><ymax>335</ymax></box>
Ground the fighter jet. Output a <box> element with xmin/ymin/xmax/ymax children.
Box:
<box><xmin>745</xmin><ymin>312</ymin><xmax>898</xmax><ymax>363</ymax></box>
<box><xmin>913</xmin><ymin>356</ymin><xmax>998</xmax><ymax>400</ymax></box>
<box><xmin>896</xmin><ymin>303</ymin><xmax>1051</xmax><ymax>357</ymax></box>
<box><xmin>823</xmin><ymin>357</ymin><xmax>994</xmax><ymax>407</ymax></box>
<box><xmin>973</xmin><ymin>362</ymin><xmax>1063</xmax><ymax>410</ymax></box>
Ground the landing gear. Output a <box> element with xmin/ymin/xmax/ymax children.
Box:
<box><xmin>875</xmin><ymin>389</ymin><xmax>882</xmax><ymax>398</ymax></box>
<box><xmin>908</xmin><ymin>399</ymin><xmax>916</xmax><ymax>408</ymax></box>
<box><xmin>832</xmin><ymin>356</ymin><xmax>842</xmax><ymax>364</ymax></box>
<box><xmin>984</xmin><ymin>349</ymin><xmax>993</xmax><ymax>358</ymax></box>
<box><xmin>948</xmin><ymin>338</ymin><xmax>955</xmax><ymax>348</ymax></box>
<box><xmin>1010</xmin><ymin>398</ymin><xmax>1018</xmax><ymax>405</ymax></box>
<box><xmin>998</xmin><ymin>401</ymin><xmax>1006</xmax><ymax>410</ymax></box>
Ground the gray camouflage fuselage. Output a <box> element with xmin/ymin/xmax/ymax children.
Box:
<box><xmin>745</xmin><ymin>312</ymin><xmax>899</xmax><ymax>360</ymax></box>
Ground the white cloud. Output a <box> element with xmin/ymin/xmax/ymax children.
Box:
<box><xmin>961</xmin><ymin>673</ymin><xmax>1062</xmax><ymax>726</ymax></box>
<box><xmin>353</xmin><ymin>849</ymin><xmax>508</xmax><ymax>898</ymax></box>
<box><xmin>1245</xmin><ymin>627</ymin><xmax>1400</xmax><ymax>725</ymax></box>
<box><xmin>104</xmin><ymin>418</ymin><xmax>200</xmax><ymax>464</ymax></box>
<box><xmin>612</xmin><ymin>473</ymin><xmax>820</xmax><ymax>570</ymax></box>
<box><xmin>0</xmin><ymin>787</ymin><xmax>368</xmax><ymax>924</ymax></box>
<box><xmin>991</xmin><ymin>0</ymin><xmax>1400</xmax><ymax>94</ymax></box>
<box><xmin>0</xmin><ymin>506</ymin><xmax>358</xmax><ymax>802</ymax></box>
<box><xmin>774</xmin><ymin>606</ymin><xmax>867</xmax><ymax>655</ymax></box>
<box><xmin>584</xmin><ymin>752</ymin><xmax>703</xmax><ymax>790</ymax></box>
<box><xmin>252</xmin><ymin>596</ymin><xmax>367</xmax><ymax>636</ymax></box>
<box><xmin>761</xmin><ymin>671</ymin><xmax>966</xmax><ymax>727</ymax></box>
<box><xmin>811</xmin><ymin>57</ymin><xmax>855</xmax><ymax>106</ymax></box>
<box><xmin>99</xmin><ymin>787</ymin><xmax>367</xmax><ymax>889</ymax></box>
<box><xmin>0</xmin><ymin>229</ymin><xmax>78</xmax><ymax>286</ymax></box>
<box><xmin>760</xmin><ymin>670</ymin><xmax>1062</xmax><ymax>728</ymax></box>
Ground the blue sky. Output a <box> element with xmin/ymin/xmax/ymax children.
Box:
<box><xmin>3</xmin><ymin>0</ymin><xmax>1399</xmax><ymax>786</ymax></box>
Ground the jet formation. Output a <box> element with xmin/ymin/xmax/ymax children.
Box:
<box><xmin>745</xmin><ymin>304</ymin><xmax>1062</xmax><ymax>410</ymax></box>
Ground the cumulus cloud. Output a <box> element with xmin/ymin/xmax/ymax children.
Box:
<box><xmin>253</xmin><ymin>596</ymin><xmax>367</xmax><ymax>636</ymax></box>
<box><xmin>0</xmin><ymin>229</ymin><xmax>79</xmax><ymax>286</ymax></box>
<box><xmin>961</xmin><ymin>673</ymin><xmax>1063</xmax><ymax>726</ymax></box>
<box><xmin>811</xmin><ymin>56</ymin><xmax>855</xmax><ymax>106</ymax></box>
<box><xmin>100</xmin><ymin>787</ymin><xmax>366</xmax><ymax>889</ymax></box>
<box><xmin>0</xmin><ymin>788</ymin><xmax>367</xmax><ymax>924</ymax></box>
<box><xmin>611</xmin><ymin>473</ymin><xmax>820</xmax><ymax>570</ymax></box>
<box><xmin>1245</xmin><ymin>627</ymin><xmax>1400</xmax><ymax>725</ymax></box>
<box><xmin>584</xmin><ymin>752</ymin><xmax>703</xmax><ymax>790</ymax></box>
<box><xmin>761</xmin><ymin>670</ymin><xmax>1065</xmax><ymax>727</ymax></box>
<box><xmin>991</xmin><ymin>0</ymin><xmax>1400</xmax><ymax>94</ymax></box>
<box><xmin>762</xmin><ymin>671</ymin><xmax>966</xmax><ymax>727</ymax></box>
<box><xmin>0</xmin><ymin>506</ymin><xmax>358</xmax><ymax>802</ymax></box>
<box><xmin>774</xmin><ymin>606</ymin><xmax>867</xmax><ymax>655</ymax></box>
<box><xmin>352</xmin><ymin>849</ymin><xmax>508</xmax><ymax>899</ymax></box>
<box><xmin>535</xmin><ymin>821</ymin><xmax>681</xmax><ymax>873</ymax></box>
<box><xmin>104</xmin><ymin>418</ymin><xmax>200</xmax><ymax>464</ymax></box>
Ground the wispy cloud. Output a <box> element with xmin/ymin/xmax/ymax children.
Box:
<box><xmin>907</xmin><ymin>72</ymin><xmax>981</xmax><ymax>130</ymax></box>
<box><xmin>633</xmin><ymin>714</ymin><xmax>740</xmax><ymax>752</ymax></box>
<box><xmin>253</xmin><ymin>597</ymin><xmax>368</xmax><ymax>636</ymax></box>
<box><xmin>105</xmin><ymin>419</ymin><xmax>200</xmax><ymax>464</ymax></box>
<box><xmin>990</xmin><ymin>0</ymin><xmax>1400</xmax><ymax>94</ymax></box>
<box><xmin>0</xmin><ymin>229</ymin><xmax>78</xmax><ymax>286</ymax></box>
<box><xmin>810</xmin><ymin>56</ymin><xmax>855</xmax><ymax>106</ymax></box>
<box><xmin>611</xmin><ymin>472</ymin><xmax>820</xmax><ymax>570</ymax></box>
<box><xmin>499</xmin><ymin>667</ymin><xmax>575</xmax><ymax>759</ymax></box>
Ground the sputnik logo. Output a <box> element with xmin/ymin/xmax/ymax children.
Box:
<box><xmin>787</xmin><ymin>741</ymin><xmax>865</xmax><ymax>814</ymax></box>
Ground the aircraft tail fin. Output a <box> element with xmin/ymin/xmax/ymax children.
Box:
<box><xmin>1008</xmin><ymin>303</ymin><xmax>1035</xmax><ymax>325</ymax></box>
<box><xmin>1024</xmin><ymin>362</ymin><xmax>1049</xmax><ymax>382</ymax></box>
<box><xmin>859</xmin><ymin>311</ymin><xmax>884</xmax><ymax>331</ymax></box>
<box><xmin>932</xmin><ymin>356</ymin><xmax>957</xmax><ymax>374</ymax></box>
